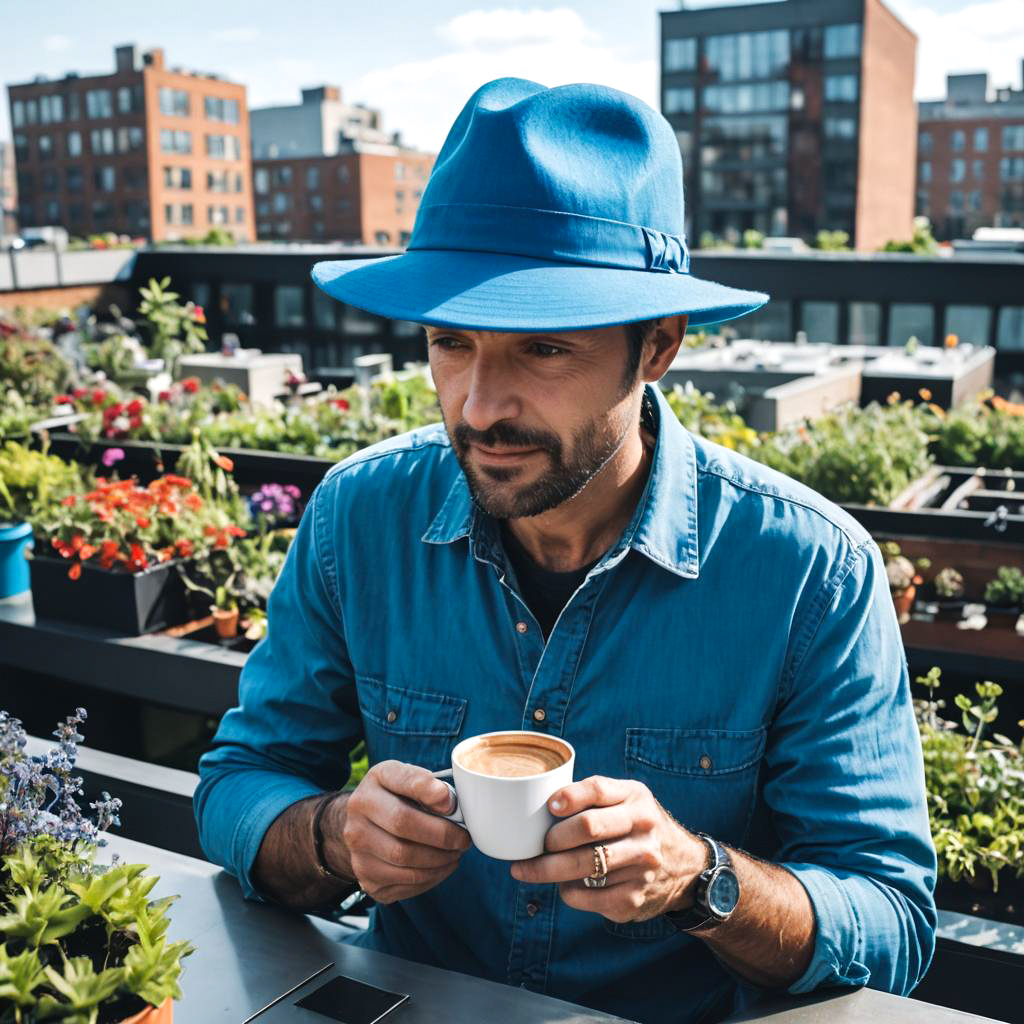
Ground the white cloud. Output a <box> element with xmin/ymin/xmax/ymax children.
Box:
<box><xmin>41</xmin><ymin>34</ymin><xmax>72</xmax><ymax>52</ymax></box>
<box><xmin>210</xmin><ymin>27</ymin><xmax>261</xmax><ymax>44</ymax></box>
<box><xmin>438</xmin><ymin>7</ymin><xmax>594</xmax><ymax>50</ymax></box>
<box><xmin>885</xmin><ymin>0</ymin><xmax>1024</xmax><ymax>98</ymax></box>
<box><xmin>354</xmin><ymin>8</ymin><xmax>656</xmax><ymax>153</ymax></box>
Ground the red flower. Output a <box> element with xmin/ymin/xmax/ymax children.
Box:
<box><xmin>91</xmin><ymin>389</ymin><xmax>107</xmax><ymax>405</ymax></box>
<box><xmin>227</xmin><ymin>524</ymin><xmax>247</xmax><ymax>538</ymax></box>
<box><xmin>333</xmin><ymin>398</ymin><xmax>350</xmax><ymax>411</ymax></box>
<box><xmin>61</xmin><ymin>495</ymin><xmax>77</xmax><ymax>507</ymax></box>
<box><xmin>212</xmin><ymin>453</ymin><xmax>234</xmax><ymax>472</ymax></box>
<box><xmin>182</xmin><ymin>377</ymin><xmax>200</xmax><ymax>395</ymax></box>
<box><xmin>157</xmin><ymin>546</ymin><xmax>174</xmax><ymax>562</ymax></box>
<box><xmin>135</xmin><ymin>516</ymin><xmax>151</xmax><ymax>529</ymax></box>
<box><xmin>54</xmin><ymin>394</ymin><xmax>73</xmax><ymax>404</ymax></box>
<box><xmin>127</xmin><ymin>398</ymin><xmax>144</xmax><ymax>415</ymax></box>
<box><xmin>68</xmin><ymin>562</ymin><xmax>82</xmax><ymax>581</ymax></box>
<box><xmin>72</xmin><ymin>387</ymin><xmax>89</xmax><ymax>400</ymax></box>
<box><xmin>193</xmin><ymin>305</ymin><xmax>206</xmax><ymax>324</ymax></box>
<box><xmin>128</xmin><ymin>543</ymin><xmax>148</xmax><ymax>570</ymax></box>
<box><xmin>157</xmin><ymin>390</ymin><xmax>173</xmax><ymax>402</ymax></box>
<box><xmin>175</xmin><ymin>538</ymin><xmax>194</xmax><ymax>558</ymax></box>
<box><xmin>214</xmin><ymin>535</ymin><xmax>229</xmax><ymax>549</ymax></box>
<box><xmin>79</xmin><ymin>544</ymin><xmax>96</xmax><ymax>560</ymax></box>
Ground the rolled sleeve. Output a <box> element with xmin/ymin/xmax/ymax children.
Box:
<box><xmin>766</xmin><ymin>539</ymin><xmax>937</xmax><ymax>996</ymax></box>
<box><xmin>194</xmin><ymin>474</ymin><xmax>363</xmax><ymax>900</ymax></box>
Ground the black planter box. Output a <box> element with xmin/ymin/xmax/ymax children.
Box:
<box><xmin>29</xmin><ymin>554</ymin><xmax>187</xmax><ymax>635</ymax></box>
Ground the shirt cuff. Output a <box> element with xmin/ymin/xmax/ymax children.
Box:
<box><xmin>221</xmin><ymin>770</ymin><xmax>325</xmax><ymax>902</ymax></box>
<box><xmin>780</xmin><ymin>862</ymin><xmax>871</xmax><ymax>994</ymax></box>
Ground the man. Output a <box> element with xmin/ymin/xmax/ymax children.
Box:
<box><xmin>195</xmin><ymin>78</ymin><xmax>936</xmax><ymax>1023</ymax></box>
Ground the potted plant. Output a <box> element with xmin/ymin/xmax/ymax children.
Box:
<box><xmin>0</xmin><ymin>442</ymin><xmax>85</xmax><ymax>599</ymax></box>
<box><xmin>881</xmin><ymin>541</ymin><xmax>930</xmax><ymax>623</ymax></box>
<box><xmin>929</xmin><ymin>566</ymin><xmax>967</xmax><ymax>623</ymax></box>
<box><xmin>28</xmin><ymin>467</ymin><xmax>246</xmax><ymax>635</ymax></box>
<box><xmin>983</xmin><ymin>566</ymin><xmax>1024</xmax><ymax>630</ymax></box>
<box><xmin>0</xmin><ymin>707</ymin><xmax>195</xmax><ymax>1022</ymax></box>
<box><xmin>914</xmin><ymin>668</ymin><xmax>1024</xmax><ymax>924</ymax></box>
<box><xmin>210</xmin><ymin>584</ymin><xmax>239</xmax><ymax>639</ymax></box>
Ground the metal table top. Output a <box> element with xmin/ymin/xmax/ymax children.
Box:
<box><xmin>97</xmin><ymin>834</ymin><xmax>1005</xmax><ymax>1024</ymax></box>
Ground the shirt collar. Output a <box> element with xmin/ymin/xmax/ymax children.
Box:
<box><xmin>422</xmin><ymin>383</ymin><xmax>699</xmax><ymax>580</ymax></box>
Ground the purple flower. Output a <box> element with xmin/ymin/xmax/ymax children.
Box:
<box><xmin>101</xmin><ymin>447</ymin><xmax>126</xmax><ymax>468</ymax></box>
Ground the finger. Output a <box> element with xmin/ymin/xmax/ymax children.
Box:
<box><xmin>511</xmin><ymin>837</ymin><xmax>647</xmax><ymax>885</ymax></box>
<box><xmin>357</xmin><ymin>819</ymin><xmax>468</xmax><ymax>871</ymax></box>
<box><xmin>356</xmin><ymin>851</ymin><xmax>462</xmax><ymax>894</ymax></box>
<box><xmin>557</xmin><ymin>873</ymin><xmax>652</xmax><ymax>917</ymax></box>
<box><xmin>372</xmin><ymin>760</ymin><xmax>458</xmax><ymax>815</ymax></box>
<box><xmin>543</xmin><ymin>804</ymin><xmax>635</xmax><ymax>853</ymax></box>
<box><xmin>371</xmin><ymin>861</ymin><xmax>461</xmax><ymax>905</ymax></box>
<box><xmin>548</xmin><ymin>776</ymin><xmax>634</xmax><ymax>817</ymax></box>
<box><xmin>362</xmin><ymin>789</ymin><xmax>471</xmax><ymax>852</ymax></box>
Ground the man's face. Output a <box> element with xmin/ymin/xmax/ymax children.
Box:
<box><xmin>426</xmin><ymin>325</ymin><xmax>641</xmax><ymax>519</ymax></box>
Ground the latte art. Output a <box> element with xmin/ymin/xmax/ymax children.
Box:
<box><xmin>457</xmin><ymin>739</ymin><xmax>568</xmax><ymax>778</ymax></box>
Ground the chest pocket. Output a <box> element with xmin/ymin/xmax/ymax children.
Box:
<box><xmin>357</xmin><ymin>675</ymin><xmax>468</xmax><ymax>773</ymax></box>
<box><xmin>605</xmin><ymin>726</ymin><xmax>766</xmax><ymax>942</ymax></box>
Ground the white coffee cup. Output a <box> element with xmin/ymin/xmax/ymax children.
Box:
<box><xmin>429</xmin><ymin>730</ymin><xmax>575</xmax><ymax>861</ymax></box>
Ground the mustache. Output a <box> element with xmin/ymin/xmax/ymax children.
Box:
<box><xmin>453</xmin><ymin>421</ymin><xmax>561</xmax><ymax>454</ymax></box>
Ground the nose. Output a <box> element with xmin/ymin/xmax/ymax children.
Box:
<box><xmin>462</xmin><ymin>351</ymin><xmax>521</xmax><ymax>431</ymax></box>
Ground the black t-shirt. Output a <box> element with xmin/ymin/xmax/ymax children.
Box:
<box><xmin>500</xmin><ymin>524</ymin><xmax>599</xmax><ymax>639</ymax></box>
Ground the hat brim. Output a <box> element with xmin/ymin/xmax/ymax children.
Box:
<box><xmin>311</xmin><ymin>250</ymin><xmax>767</xmax><ymax>332</ymax></box>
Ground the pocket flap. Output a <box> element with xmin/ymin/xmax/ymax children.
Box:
<box><xmin>358</xmin><ymin>676</ymin><xmax>467</xmax><ymax>737</ymax></box>
<box><xmin>625</xmin><ymin>727</ymin><xmax>766</xmax><ymax>777</ymax></box>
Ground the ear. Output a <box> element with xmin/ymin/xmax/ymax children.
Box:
<box><xmin>640</xmin><ymin>315</ymin><xmax>688</xmax><ymax>383</ymax></box>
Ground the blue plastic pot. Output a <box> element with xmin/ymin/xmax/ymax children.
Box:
<box><xmin>0</xmin><ymin>521</ymin><xmax>34</xmax><ymax>599</ymax></box>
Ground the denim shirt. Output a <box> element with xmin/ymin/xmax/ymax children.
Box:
<box><xmin>195</xmin><ymin>384</ymin><xmax>936</xmax><ymax>1024</ymax></box>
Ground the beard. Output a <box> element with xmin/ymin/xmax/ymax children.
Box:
<box><xmin>446</xmin><ymin>405</ymin><xmax>634</xmax><ymax>520</ymax></box>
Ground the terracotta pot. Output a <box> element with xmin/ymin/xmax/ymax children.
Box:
<box><xmin>891</xmin><ymin>584</ymin><xmax>916</xmax><ymax>623</ymax></box>
<box><xmin>211</xmin><ymin>606</ymin><xmax>239</xmax><ymax>638</ymax></box>
<box><xmin>119</xmin><ymin>997</ymin><xmax>172</xmax><ymax>1024</ymax></box>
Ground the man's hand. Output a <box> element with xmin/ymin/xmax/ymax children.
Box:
<box><xmin>509</xmin><ymin>776</ymin><xmax>706</xmax><ymax>922</ymax></box>
<box><xmin>328</xmin><ymin>760</ymin><xmax>473</xmax><ymax>905</ymax></box>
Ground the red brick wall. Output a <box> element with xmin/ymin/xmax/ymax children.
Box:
<box><xmin>855</xmin><ymin>0</ymin><xmax>918</xmax><ymax>250</ymax></box>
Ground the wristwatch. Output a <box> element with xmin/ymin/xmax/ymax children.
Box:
<box><xmin>664</xmin><ymin>832</ymin><xmax>740</xmax><ymax>933</ymax></box>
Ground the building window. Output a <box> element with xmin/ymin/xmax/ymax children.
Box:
<box><xmin>68</xmin><ymin>203</ymin><xmax>84</xmax><ymax>225</ymax></box>
<box><xmin>952</xmin><ymin>130</ymin><xmax>965</xmax><ymax>152</ymax></box>
<box><xmin>12</xmin><ymin>100</ymin><xmax>24</xmax><ymax>128</ymax></box>
<box><xmin>997</xmin><ymin>308</ymin><xmax>1024</xmax><ymax>350</ymax></box>
<box><xmin>160</xmin><ymin>129</ymin><xmax>192</xmax><ymax>154</ymax></box>
<box><xmin>337</xmin><ymin>164</ymin><xmax>351</xmax><ymax>183</ymax></box>
<box><xmin>305</xmin><ymin>166</ymin><xmax>320</xmax><ymax>189</ymax></box>
<box><xmin>234</xmin><ymin>173</ymin><xmax>243</xmax><ymax>192</ymax></box>
<box><xmin>968</xmin><ymin>190</ymin><xmax>983</xmax><ymax>212</ymax></box>
<box><xmin>974</xmin><ymin>127</ymin><xmax>988</xmax><ymax>152</ymax></box>
<box><xmin>848</xmin><ymin>302</ymin><xmax>881</xmax><ymax>345</ymax></box>
<box><xmin>703</xmin><ymin>81</ymin><xmax>788</xmax><ymax>114</ymax></box>
<box><xmin>337</xmin><ymin>198</ymin><xmax>352</xmax><ymax>211</ymax></box>
<box><xmin>272</xmin><ymin>193</ymin><xmax>290</xmax><ymax>213</ymax></box>
<box><xmin>67</xmin><ymin>130</ymin><xmax>82</xmax><ymax>156</ymax></box>
<box><xmin>919</xmin><ymin>131</ymin><xmax>932</xmax><ymax>154</ymax></box>
<box><xmin>275</xmin><ymin>286</ymin><xmax>305</xmax><ymax>327</ymax></box>
<box><xmin>44</xmin><ymin>200</ymin><xmax>60</xmax><ymax>222</ymax></box>
<box><xmin>1003</xmin><ymin>125</ymin><xmax>1024</xmax><ymax>151</ymax></box>
<box><xmin>949</xmin><ymin>189</ymin><xmax>965</xmax><ymax>213</ymax></box>
<box><xmin>889</xmin><ymin>303</ymin><xmax>934</xmax><ymax>346</ymax></box>
<box><xmin>664</xmin><ymin>87</ymin><xmax>695</xmax><ymax>115</ymax></box>
<box><xmin>824</xmin><ymin>74</ymin><xmax>858</xmax><ymax>102</ymax></box>
<box><xmin>117</xmin><ymin>126</ymin><xmax>144</xmax><ymax>152</ymax></box>
<box><xmin>159</xmin><ymin>88</ymin><xmax>190</xmax><ymax>117</ymax></box>
<box><xmin>13</xmin><ymin>134</ymin><xmax>28</xmax><ymax>161</ymax></box>
<box><xmin>824</xmin><ymin>117</ymin><xmax>857</xmax><ymax>140</ymax></box>
<box><xmin>204</xmin><ymin>96</ymin><xmax>240</xmax><ymax>123</ymax></box>
<box><xmin>951</xmin><ymin>158</ymin><xmax>966</xmax><ymax>182</ymax></box>
<box><xmin>94</xmin><ymin>166</ymin><xmax>116</xmax><ymax>192</ymax></box>
<box><xmin>309</xmin><ymin>194</ymin><xmax>323</xmax><ymax>211</ymax></box>
<box><xmin>90</xmin><ymin>128</ymin><xmax>115</xmax><ymax>155</ymax></box>
<box><xmin>208</xmin><ymin>204</ymin><xmax>229</xmax><ymax>225</ymax></box>
<box><xmin>663</xmin><ymin>37</ymin><xmax>697</xmax><ymax>72</ymax></box>
<box><xmin>123</xmin><ymin>165</ymin><xmax>147</xmax><ymax>190</ymax></box>
<box><xmin>165</xmin><ymin>203</ymin><xmax>194</xmax><ymax>226</ymax></box>
<box><xmin>92</xmin><ymin>200</ymin><xmax>114</xmax><ymax>223</ymax></box>
<box><xmin>272</xmin><ymin>166</ymin><xmax>292</xmax><ymax>187</ymax></box>
<box><xmin>256</xmin><ymin>199</ymin><xmax>270</xmax><ymax>216</ymax></box>
<box><xmin>919</xmin><ymin>161</ymin><xmax>932</xmax><ymax>184</ymax></box>
<box><xmin>207</xmin><ymin>170</ymin><xmax>231</xmax><ymax>192</ymax></box>
<box><xmin>205</xmin><ymin>134</ymin><xmax>241</xmax><ymax>160</ymax></box>
<box><xmin>38</xmin><ymin>135</ymin><xmax>53</xmax><ymax>159</ymax></box>
<box><xmin>375</xmin><ymin>230</ymin><xmax>391</xmax><ymax>244</ymax></box>
<box><xmin>117</xmin><ymin>86</ymin><xmax>143</xmax><ymax>114</ymax></box>
<box><xmin>235</xmin><ymin>206</ymin><xmax>245</xmax><ymax>223</ymax></box>
<box><xmin>40</xmin><ymin>95</ymin><xmax>64</xmax><ymax>123</ymax></box>
<box><xmin>254</xmin><ymin>168</ymin><xmax>269</xmax><ymax>194</ymax></box>
<box><xmin>221</xmin><ymin>283</ymin><xmax>257</xmax><ymax>325</ymax></box>
<box><xmin>802</xmin><ymin>302</ymin><xmax>839</xmax><ymax>344</ymax></box>
<box><xmin>163</xmin><ymin>166</ymin><xmax>191</xmax><ymax>189</ymax></box>
<box><xmin>973</xmin><ymin>159</ymin><xmax>984</xmax><ymax>181</ymax></box>
<box><xmin>66</xmin><ymin>166</ymin><xmax>83</xmax><ymax>193</ymax></box>
<box><xmin>702</xmin><ymin>115</ymin><xmax>787</xmax><ymax>162</ymax></box>
<box><xmin>41</xmin><ymin>169</ymin><xmax>58</xmax><ymax>193</ymax></box>
<box><xmin>824</xmin><ymin>23</ymin><xmax>861</xmax><ymax>59</ymax></box>
<box><xmin>1001</xmin><ymin>156</ymin><xmax>1024</xmax><ymax>181</ymax></box>
<box><xmin>704</xmin><ymin>30</ymin><xmax>789</xmax><ymax>82</ymax></box>
<box><xmin>67</xmin><ymin>92</ymin><xmax>79</xmax><ymax>120</ymax></box>
<box><xmin>86</xmin><ymin>89</ymin><xmax>113</xmax><ymax>118</ymax></box>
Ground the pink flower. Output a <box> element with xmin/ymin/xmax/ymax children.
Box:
<box><xmin>101</xmin><ymin>447</ymin><xmax>126</xmax><ymax>468</ymax></box>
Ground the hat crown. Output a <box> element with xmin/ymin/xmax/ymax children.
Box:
<box><xmin>409</xmin><ymin>78</ymin><xmax>688</xmax><ymax>272</ymax></box>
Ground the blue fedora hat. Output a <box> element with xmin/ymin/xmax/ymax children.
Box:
<box><xmin>311</xmin><ymin>77</ymin><xmax>767</xmax><ymax>331</ymax></box>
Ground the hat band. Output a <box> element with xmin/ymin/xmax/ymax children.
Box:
<box><xmin>408</xmin><ymin>203</ymin><xmax>690</xmax><ymax>275</ymax></box>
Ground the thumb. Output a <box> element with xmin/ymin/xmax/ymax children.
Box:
<box><xmin>422</xmin><ymin>779</ymin><xmax>457</xmax><ymax>815</ymax></box>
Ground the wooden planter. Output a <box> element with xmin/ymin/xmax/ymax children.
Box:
<box><xmin>119</xmin><ymin>996</ymin><xmax>172</xmax><ymax>1024</ymax></box>
<box><xmin>29</xmin><ymin>554</ymin><xmax>187</xmax><ymax>635</ymax></box>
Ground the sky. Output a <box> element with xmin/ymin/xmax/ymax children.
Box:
<box><xmin>3</xmin><ymin>0</ymin><xmax>1024</xmax><ymax>152</ymax></box>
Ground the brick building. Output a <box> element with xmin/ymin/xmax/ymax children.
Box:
<box><xmin>916</xmin><ymin>64</ymin><xmax>1024</xmax><ymax>240</ymax></box>
<box><xmin>0</xmin><ymin>141</ymin><xmax>16</xmax><ymax>236</ymax></box>
<box><xmin>6</xmin><ymin>43</ymin><xmax>255</xmax><ymax>242</ymax></box>
<box><xmin>661</xmin><ymin>0</ymin><xmax>917</xmax><ymax>250</ymax></box>
<box><xmin>250</xmin><ymin>86</ymin><xmax>434</xmax><ymax>244</ymax></box>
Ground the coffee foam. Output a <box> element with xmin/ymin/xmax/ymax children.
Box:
<box><xmin>456</xmin><ymin>736</ymin><xmax>568</xmax><ymax>778</ymax></box>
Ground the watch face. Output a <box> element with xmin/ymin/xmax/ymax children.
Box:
<box><xmin>708</xmin><ymin>868</ymin><xmax>740</xmax><ymax>917</ymax></box>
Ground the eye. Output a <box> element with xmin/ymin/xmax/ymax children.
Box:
<box><xmin>529</xmin><ymin>341</ymin><xmax>567</xmax><ymax>358</ymax></box>
<box><xmin>428</xmin><ymin>335</ymin><xmax>466</xmax><ymax>351</ymax></box>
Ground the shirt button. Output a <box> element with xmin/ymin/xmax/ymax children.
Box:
<box><xmin>533</xmin><ymin>708</ymin><xmax>546</xmax><ymax>722</ymax></box>
<box><xmin>515</xmin><ymin>621</ymin><xmax>529</xmax><ymax>634</ymax></box>
<box><xmin>526</xmin><ymin>901</ymin><xmax>540</xmax><ymax>917</ymax></box>
<box><xmin>699</xmin><ymin>755</ymin><xmax>713</xmax><ymax>773</ymax></box>
<box><xmin>386</xmin><ymin>710</ymin><xmax>398</xmax><ymax>724</ymax></box>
